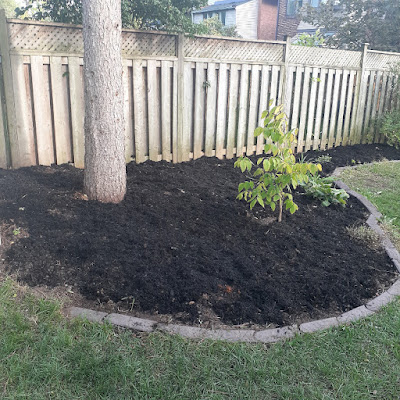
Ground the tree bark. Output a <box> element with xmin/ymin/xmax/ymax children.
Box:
<box><xmin>82</xmin><ymin>0</ymin><xmax>126</xmax><ymax>203</ymax></box>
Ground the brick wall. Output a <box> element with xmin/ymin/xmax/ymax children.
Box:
<box><xmin>276</xmin><ymin>0</ymin><xmax>300</xmax><ymax>40</ymax></box>
<box><xmin>257</xmin><ymin>0</ymin><xmax>278</xmax><ymax>40</ymax></box>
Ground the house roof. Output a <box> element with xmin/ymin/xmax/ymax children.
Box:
<box><xmin>192</xmin><ymin>0</ymin><xmax>251</xmax><ymax>14</ymax></box>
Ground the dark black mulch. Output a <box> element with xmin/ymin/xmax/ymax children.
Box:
<box><xmin>0</xmin><ymin>144</ymin><xmax>399</xmax><ymax>326</ymax></box>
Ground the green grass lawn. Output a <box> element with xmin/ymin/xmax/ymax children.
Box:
<box><xmin>340</xmin><ymin>160</ymin><xmax>400</xmax><ymax>246</ymax></box>
<box><xmin>1</xmin><ymin>161</ymin><xmax>400</xmax><ymax>400</ymax></box>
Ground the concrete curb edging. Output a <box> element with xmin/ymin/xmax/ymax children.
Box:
<box><xmin>66</xmin><ymin>164</ymin><xmax>400</xmax><ymax>343</ymax></box>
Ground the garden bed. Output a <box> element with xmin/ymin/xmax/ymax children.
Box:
<box><xmin>1</xmin><ymin>144</ymin><xmax>399</xmax><ymax>328</ymax></box>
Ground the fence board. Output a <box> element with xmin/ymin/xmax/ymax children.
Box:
<box><xmin>147</xmin><ymin>60</ymin><xmax>160</xmax><ymax>161</ymax></box>
<box><xmin>369</xmin><ymin>71</ymin><xmax>382</xmax><ymax>142</ymax></box>
<box><xmin>290</xmin><ymin>66</ymin><xmax>302</xmax><ymax>133</ymax></box>
<box><xmin>10</xmin><ymin>55</ymin><xmax>36</xmax><ymax>167</ymax></box>
<box><xmin>182</xmin><ymin>62</ymin><xmax>193</xmax><ymax>161</ymax></box>
<box><xmin>298</xmin><ymin>66</ymin><xmax>311</xmax><ymax>151</ymax></box>
<box><xmin>236</xmin><ymin>64</ymin><xmax>249</xmax><ymax>156</ymax></box>
<box><xmin>161</xmin><ymin>60</ymin><xmax>172</xmax><ymax>161</ymax></box>
<box><xmin>313</xmin><ymin>68</ymin><xmax>327</xmax><ymax>149</ymax></box>
<box><xmin>335</xmin><ymin>69</ymin><xmax>349</xmax><ymax>147</ymax></box>
<box><xmin>305</xmin><ymin>67</ymin><xmax>318</xmax><ymax>151</ymax></box>
<box><xmin>377</xmin><ymin>72</ymin><xmax>389</xmax><ymax>143</ymax></box>
<box><xmin>0</xmin><ymin>92</ymin><xmax>7</xmax><ymax>168</ymax></box>
<box><xmin>246</xmin><ymin>65</ymin><xmax>260</xmax><ymax>156</ymax></box>
<box><xmin>215</xmin><ymin>63</ymin><xmax>228</xmax><ymax>159</ymax></box>
<box><xmin>328</xmin><ymin>69</ymin><xmax>342</xmax><ymax>148</ymax></box>
<box><xmin>133</xmin><ymin>60</ymin><xmax>147</xmax><ymax>163</ymax></box>
<box><xmin>320</xmin><ymin>69</ymin><xmax>334</xmax><ymax>149</ymax></box>
<box><xmin>31</xmin><ymin>55</ymin><xmax>54</xmax><ymax>165</ymax></box>
<box><xmin>226</xmin><ymin>64</ymin><xmax>239</xmax><ymax>159</ymax></box>
<box><xmin>69</xmin><ymin>56</ymin><xmax>85</xmax><ymax>168</ymax></box>
<box><xmin>172</xmin><ymin>60</ymin><xmax>178</xmax><ymax>162</ymax></box>
<box><xmin>342</xmin><ymin>70</ymin><xmax>356</xmax><ymax>146</ymax></box>
<box><xmin>363</xmin><ymin>71</ymin><xmax>375</xmax><ymax>143</ymax></box>
<box><xmin>256</xmin><ymin>65</ymin><xmax>270</xmax><ymax>154</ymax></box>
<box><xmin>193</xmin><ymin>62</ymin><xmax>205</xmax><ymax>159</ymax></box>
<box><xmin>205</xmin><ymin>62</ymin><xmax>217</xmax><ymax>157</ymax></box>
<box><xmin>123</xmin><ymin>60</ymin><xmax>134</xmax><ymax>163</ymax></box>
<box><xmin>50</xmin><ymin>56</ymin><xmax>71</xmax><ymax>164</ymax></box>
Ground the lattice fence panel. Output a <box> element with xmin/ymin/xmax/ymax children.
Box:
<box><xmin>9</xmin><ymin>23</ymin><xmax>84</xmax><ymax>53</ymax></box>
<box><xmin>8</xmin><ymin>21</ymin><xmax>176</xmax><ymax>57</ymax></box>
<box><xmin>184</xmin><ymin>36</ymin><xmax>284</xmax><ymax>63</ymax></box>
<box><xmin>289</xmin><ymin>46</ymin><xmax>361</xmax><ymax>69</ymax></box>
<box><xmin>122</xmin><ymin>31</ymin><xmax>176</xmax><ymax>57</ymax></box>
<box><xmin>365</xmin><ymin>52</ymin><xmax>400</xmax><ymax>70</ymax></box>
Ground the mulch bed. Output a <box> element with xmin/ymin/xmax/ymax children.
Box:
<box><xmin>1</xmin><ymin>144</ymin><xmax>399</xmax><ymax>327</ymax></box>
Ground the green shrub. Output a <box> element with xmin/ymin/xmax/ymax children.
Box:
<box><xmin>234</xmin><ymin>102</ymin><xmax>321</xmax><ymax>222</ymax></box>
<box><xmin>378</xmin><ymin>110</ymin><xmax>400</xmax><ymax>149</ymax></box>
<box><xmin>301</xmin><ymin>175</ymin><xmax>349</xmax><ymax>207</ymax></box>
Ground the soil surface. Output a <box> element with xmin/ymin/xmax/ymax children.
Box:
<box><xmin>1</xmin><ymin>144</ymin><xmax>399</xmax><ymax>327</ymax></box>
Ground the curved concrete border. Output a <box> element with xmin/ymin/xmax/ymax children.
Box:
<box><xmin>67</xmin><ymin>164</ymin><xmax>400</xmax><ymax>343</ymax></box>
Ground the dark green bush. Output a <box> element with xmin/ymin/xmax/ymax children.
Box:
<box><xmin>379</xmin><ymin>111</ymin><xmax>400</xmax><ymax>149</ymax></box>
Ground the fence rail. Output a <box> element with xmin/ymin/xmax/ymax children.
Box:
<box><xmin>0</xmin><ymin>14</ymin><xmax>400</xmax><ymax>169</ymax></box>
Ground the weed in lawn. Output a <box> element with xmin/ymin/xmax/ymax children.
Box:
<box><xmin>312</xmin><ymin>154</ymin><xmax>332</xmax><ymax>164</ymax></box>
<box><xmin>346</xmin><ymin>224</ymin><xmax>382</xmax><ymax>251</ymax></box>
<box><xmin>301</xmin><ymin>175</ymin><xmax>349</xmax><ymax>207</ymax></box>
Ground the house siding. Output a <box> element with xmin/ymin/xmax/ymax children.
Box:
<box><xmin>193</xmin><ymin>13</ymin><xmax>204</xmax><ymax>24</ymax></box>
<box><xmin>276</xmin><ymin>0</ymin><xmax>299</xmax><ymax>40</ymax></box>
<box><xmin>257</xmin><ymin>0</ymin><xmax>278</xmax><ymax>40</ymax></box>
<box><xmin>225</xmin><ymin>9</ymin><xmax>236</xmax><ymax>26</ymax></box>
<box><xmin>236</xmin><ymin>0</ymin><xmax>258</xmax><ymax>39</ymax></box>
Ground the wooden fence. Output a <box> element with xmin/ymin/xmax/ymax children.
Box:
<box><xmin>1</xmin><ymin>13</ymin><xmax>400</xmax><ymax>169</ymax></box>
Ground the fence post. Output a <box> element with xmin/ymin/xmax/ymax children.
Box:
<box><xmin>0</xmin><ymin>10</ymin><xmax>15</xmax><ymax>168</ymax></box>
<box><xmin>351</xmin><ymin>43</ymin><xmax>369</xmax><ymax>144</ymax></box>
<box><xmin>280</xmin><ymin>36</ymin><xmax>291</xmax><ymax>113</ymax></box>
<box><xmin>176</xmin><ymin>33</ymin><xmax>184</xmax><ymax>163</ymax></box>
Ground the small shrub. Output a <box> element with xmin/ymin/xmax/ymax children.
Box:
<box><xmin>234</xmin><ymin>102</ymin><xmax>321</xmax><ymax>222</ymax></box>
<box><xmin>301</xmin><ymin>175</ymin><xmax>349</xmax><ymax>207</ymax></box>
<box><xmin>378</xmin><ymin>110</ymin><xmax>400</xmax><ymax>149</ymax></box>
<box><xmin>312</xmin><ymin>154</ymin><xmax>332</xmax><ymax>164</ymax></box>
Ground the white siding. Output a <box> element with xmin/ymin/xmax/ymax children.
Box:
<box><xmin>235</xmin><ymin>0</ymin><xmax>258</xmax><ymax>40</ymax></box>
<box><xmin>225</xmin><ymin>9</ymin><xmax>236</xmax><ymax>26</ymax></box>
<box><xmin>192</xmin><ymin>13</ymin><xmax>204</xmax><ymax>24</ymax></box>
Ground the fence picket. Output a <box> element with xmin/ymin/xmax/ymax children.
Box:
<box><xmin>69</xmin><ymin>56</ymin><xmax>85</xmax><ymax>168</ymax></box>
<box><xmin>313</xmin><ymin>68</ymin><xmax>327</xmax><ymax>149</ymax></box>
<box><xmin>305</xmin><ymin>67</ymin><xmax>319</xmax><ymax>151</ymax></box>
<box><xmin>205</xmin><ymin>62</ymin><xmax>217</xmax><ymax>157</ymax></box>
<box><xmin>246</xmin><ymin>65</ymin><xmax>260</xmax><ymax>156</ymax></box>
<box><xmin>342</xmin><ymin>70</ymin><xmax>356</xmax><ymax>146</ymax></box>
<box><xmin>226</xmin><ymin>64</ymin><xmax>239</xmax><ymax>159</ymax></box>
<box><xmin>194</xmin><ymin>62</ymin><xmax>205</xmax><ymax>159</ymax></box>
<box><xmin>50</xmin><ymin>56</ymin><xmax>71</xmax><ymax>164</ymax></box>
<box><xmin>133</xmin><ymin>60</ymin><xmax>146</xmax><ymax>163</ymax></box>
<box><xmin>215</xmin><ymin>63</ymin><xmax>228</xmax><ymax>159</ymax></box>
<box><xmin>335</xmin><ymin>69</ymin><xmax>349</xmax><ymax>147</ymax></box>
<box><xmin>31</xmin><ymin>55</ymin><xmax>54</xmax><ymax>166</ymax></box>
<box><xmin>161</xmin><ymin>60</ymin><xmax>172</xmax><ymax>161</ymax></box>
<box><xmin>10</xmin><ymin>55</ymin><xmax>36</xmax><ymax>167</ymax></box>
<box><xmin>123</xmin><ymin>60</ymin><xmax>134</xmax><ymax>163</ymax></box>
<box><xmin>328</xmin><ymin>69</ymin><xmax>342</xmax><ymax>149</ymax></box>
<box><xmin>256</xmin><ymin>65</ymin><xmax>270</xmax><ymax>155</ymax></box>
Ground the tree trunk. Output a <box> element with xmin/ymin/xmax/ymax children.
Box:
<box><xmin>82</xmin><ymin>0</ymin><xmax>126</xmax><ymax>203</ymax></box>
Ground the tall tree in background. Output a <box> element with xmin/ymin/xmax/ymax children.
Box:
<box><xmin>82</xmin><ymin>0</ymin><xmax>126</xmax><ymax>203</ymax></box>
<box><xmin>302</xmin><ymin>0</ymin><xmax>400</xmax><ymax>52</ymax></box>
<box><xmin>16</xmin><ymin>0</ymin><xmax>207</xmax><ymax>33</ymax></box>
